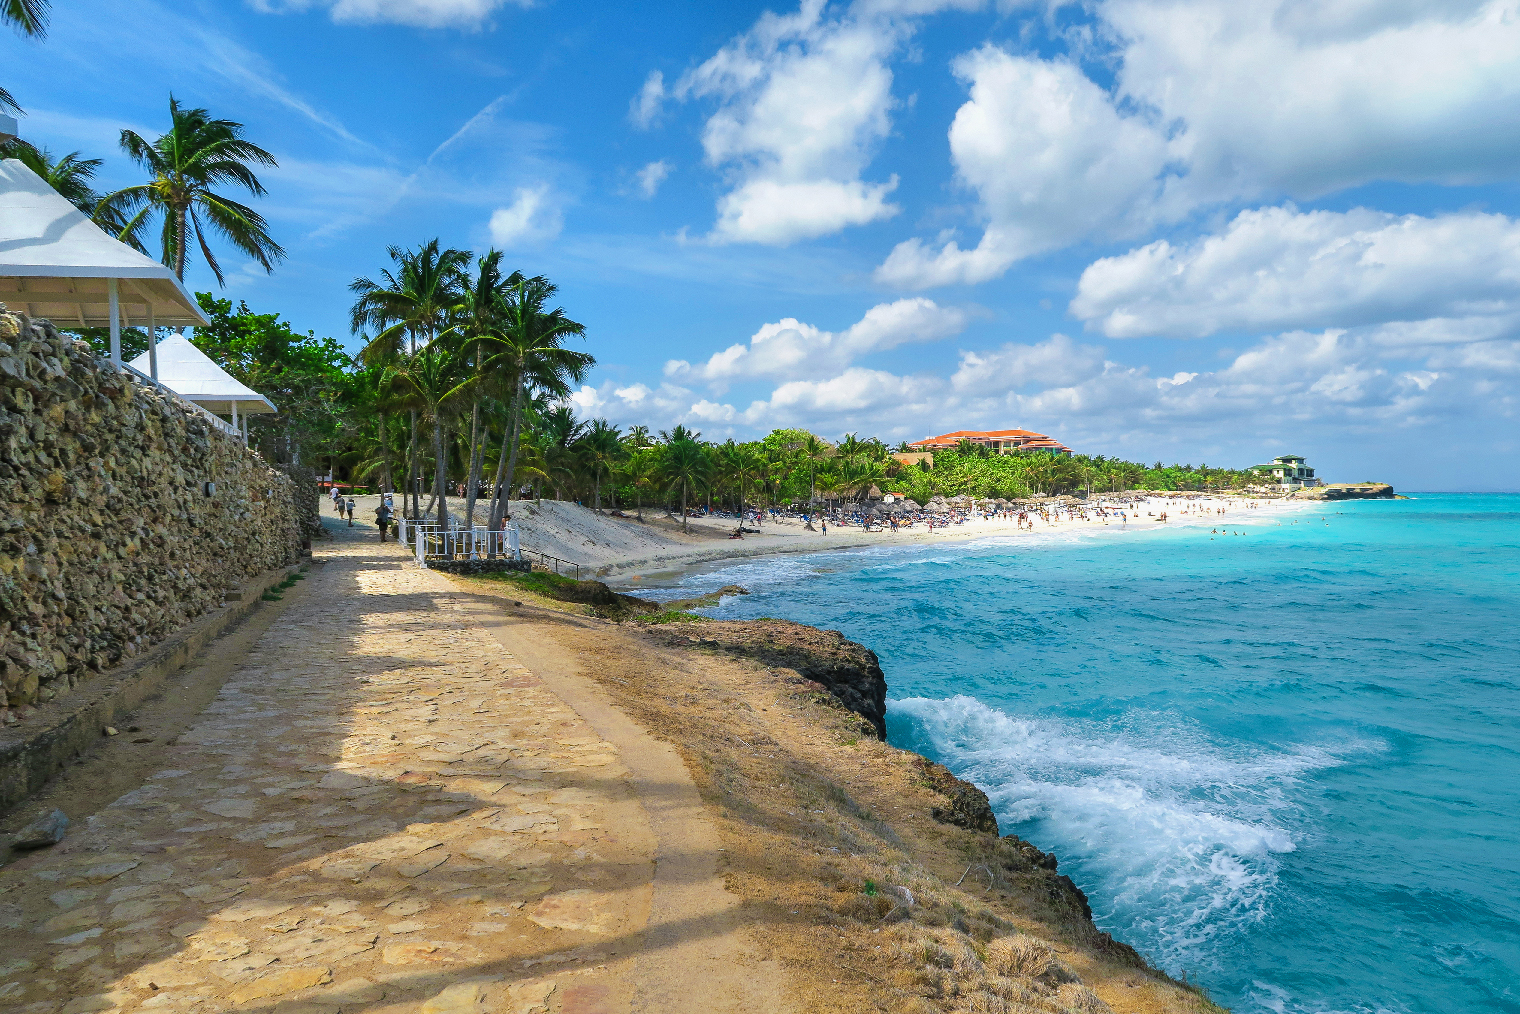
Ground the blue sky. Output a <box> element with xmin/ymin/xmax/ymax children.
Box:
<box><xmin>5</xmin><ymin>0</ymin><xmax>1520</xmax><ymax>489</ymax></box>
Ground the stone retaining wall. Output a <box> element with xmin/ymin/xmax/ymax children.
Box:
<box><xmin>0</xmin><ymin>307</ymin><xmax>304</xmax><ymax>722</ymax></box>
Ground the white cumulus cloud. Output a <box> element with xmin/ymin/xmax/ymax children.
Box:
<box><xmin>650</xmin><ymin>0</ymin><xmax>916</xmax><ymax>244</ymax></box>
<box><xmin>635</xmin><ymin>160</ymin><xmax>672</xmax><ymax>199</ymax></box>
<box><xmin>876</xmin><ymin>47</ymin><xmax>1176</xmax><ymax>288</ymax></box>
<box><xmin>879</xmin><ymin>0</ymin><xmax>1520</xmax><ymax>287</ymax></box>
<box><xmin>629</xmin><ymin>70</ymin><xmax>666</xmax><ymax>129</ymax></box>
<box><xmin>487</xmin><ymin>184</ymin><xmax>563</xmax><ymax>246</ymax></box>
<box><xmin>1072</xmin><ymin>207</ymin><xmax>1520</xmax><ymax>338</ymax></box>
<box><xmin>666</xmin><ymin>297</ymin><xmax>967</xmax><ymax>392</ymax></box>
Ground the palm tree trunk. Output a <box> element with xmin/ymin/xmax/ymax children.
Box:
<box><xmin>173</xmin><ymin>203</ymin><xmax>188</xmax><ymax>279</ymax></box>
<box><xmin>498</xmin><ymin>374</ymin><xmax>527</xmax><ymax>521</ymax></box>
<box><xmin>378</xmin><ymin>411</ymin><xmax>392</xmax><ymax>494</ymax></box>
<box><xmin>433</xmin><ymin>413</ymin><xmax>449</xmax><ymax>529</ymax></box>
<box><xmin>409</xmin><ymin>409</ymin><xmax>420</xmax><ymax>518</ymax></box>
<box><xmin>464</xmin><ymin>399</ymin><xmax>483</xmax><ymax>526</ymax></box>
<box><xmin>681</xmin><ymin>483</ymin><xmax>689</xmax><ymax>533</ymax></box>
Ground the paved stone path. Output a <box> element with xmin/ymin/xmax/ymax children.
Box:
<box><xmin>0</xmin><ymin>524</ymin><xmax>659</xmax><ymax>1013</ymax></box>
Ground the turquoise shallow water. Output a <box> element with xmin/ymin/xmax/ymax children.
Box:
<box><xmin>626</xmin><ymin>494</ymin><xmax>1520</xmax><ymax>1013</ymax></box>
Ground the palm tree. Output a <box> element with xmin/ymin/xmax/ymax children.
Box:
<box><xmin>391</xmin><ymin>343</ymin><xmax>468</xmax><ymax>528</ymax></box>
<box><xmin>662</xmin><ymin>438</ymin><xmax>712</xmax><ymax>533</ymax></box>
<box><xmin>538</xmin><ymin>406</ymin><xmax>587</xmax><ymax>501</ymax></box>
<box><xmin>626</xmin><ymin>425</ymin><xmax>653</xmax><ymax>451</ymax></box>
<box><xmin>0</xmin><ymin>141</ymin><xmax>99</xmax><ymax>212</ymax></box>
<box><xmin>581</xmin><ymin>419</ymin><xmax>623</xmax><ymax>510</ymax></box>
<box><xmin>1</xmin><ymin>0</ymin><xmax>47</xmax><ymax>114</ymax></box>
<box><xmin>350</xmin><ymin>240</ymin><xmax>470</xmax><ymax>519</ymax></box>
<box><xmin>97</xmin><ymin>97</ymin><xmax>284</xmax><ymax>285</ymax></box>
<box><xmin>445</xmin><ymin>250</ymin><xmax>515</xmax><ymax>527</ymax></box>
<box><xmin>801</xmin><ymin>433</ymin><xmax>830</xmax><ymax>504</ymax></box>
<box><xmin>617</xmin><ymin>446</ymin><xmax>659</xmax><ymax>522</ymax></box>
<box><xmin>478</xmin><ymin>275</ymin><xmax>592</xmax><ymax>532</ymax></box>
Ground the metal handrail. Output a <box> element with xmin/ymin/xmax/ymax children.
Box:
<box><xmin>395</xmin><ymin>520</ymin><xmax>521</xmax><ymax>566</ymax></box>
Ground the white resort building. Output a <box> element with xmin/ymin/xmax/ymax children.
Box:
<box><xmin>1251</xmin><ymin>455</ymin><xmax>1321</xmax><ymax>489</ymax></box>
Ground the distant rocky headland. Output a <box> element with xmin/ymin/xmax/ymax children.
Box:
<box><xmin>1291</xmin><ymin>482</ymin><xmax>1404</xmax><ymax>500</ymax></box>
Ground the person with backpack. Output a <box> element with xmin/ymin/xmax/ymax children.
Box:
<box><xmin>375</xmin><ymin>499</ymin><xmax>393</xmax><ymax>541</ymax></box>
<box><xmin>345</xmin><ymin>497</ymin><xmax>356</xmax><ymax>527</ymax></box>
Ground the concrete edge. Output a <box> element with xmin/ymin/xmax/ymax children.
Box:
<box><xmin>0</xmin><ymin>559</ymin><xmax>310</xmax><ymax>815</ymax></box>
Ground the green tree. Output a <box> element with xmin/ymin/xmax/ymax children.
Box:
<box><xmin>662</xmin><ymin>438</ymin><xmax>712</xmax><ymax>533</ymax></box>
<box><xmin>445</xmin><ymin>250</ymin><xmax>515</xmax><ymax>526</ymax></box>
<box><xmin>98</xmin><ymin>96</ymin><xmax>285</xmax><ymax>284</ymax></box>
<box><xmin>477</xmin><ymin>274</ymin><xmax>592</xmax><ymax>531</ymax></box>
<box><xmin>581</xmin><ymin>418</ymin><xmax>623</xmax><ymax>510</ymax></box>
<box><xmin>621</xmin><ymin>446</ymin><xmax>661</xmax><ymax>522</ymax></box>
<box><xmin>191</xmin><ymin>294</ymin><xmax>353</xmax><ymax>467</ymax></box>
<box><xmin>390</xmin><ymin>343</ymin><xmax>468</xmax><ymax>527</ymax></box>
<box><xmin>350</xmin><ymin>239</ymin><xmax>470</xmax><ymax>518</ymax></box>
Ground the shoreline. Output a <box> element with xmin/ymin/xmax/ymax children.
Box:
<box><xmin>599</xmin><ymin>493</ymin><xmax>1318</xmax><ymax>585</ymax></box>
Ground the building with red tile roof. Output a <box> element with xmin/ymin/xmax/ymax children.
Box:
<box><xmin>908</xmin><ymin>429</ymin><xmax>1072</xmax><ymax>456</ymax></box>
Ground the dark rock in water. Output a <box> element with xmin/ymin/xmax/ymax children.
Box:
<box><xmin>12</xmin><ymin>808</ymin><xmax>68</xmax><ymax>850</ymax></box>
<box><xmin>645</xmin><ymin>619</ymin><xmax>888</xmax><ymax>738</ymax></box>
<box><xmin>914</xmin><ymin>757</ymin><xmax>1000</xmax><ymax>834</ymax></box>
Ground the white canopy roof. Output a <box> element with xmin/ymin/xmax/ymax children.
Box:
<box><xmin>0</xmin><ymin>158</ymin><xmax>209</xmax><ymax>327</ymax></box>
<box><xmin>128</xmin><ymin>335</ymin><xmax>277</xmax><ymax>415</ymax></box>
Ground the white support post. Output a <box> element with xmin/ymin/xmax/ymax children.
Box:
<box><xmin>230</xmin><ymin>399</ymin><xmax>238</xmax><ymax>437</ymax></box>
<box><xmin>146</xmin><ymin>303</ymin><xmax>158</xmax><ymax>380</ymax></box>
<box><xmin>107</xmin><ymin>279</ymin><xmax>120</xmax><ymax>363</ymax></box>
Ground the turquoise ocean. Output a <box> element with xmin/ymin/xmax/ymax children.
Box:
<box><xmin>625</xmin><ymin>493</ymin><xmax>1520</xmax><ymax>1013</ymax></box>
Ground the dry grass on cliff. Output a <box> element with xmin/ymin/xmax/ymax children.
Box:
<box><xmin>512</xmin><ymin>610</ymin><xmax>1228</xmax><ymax>1014</ymax></box>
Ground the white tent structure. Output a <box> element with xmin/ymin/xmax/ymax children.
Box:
<box><xmin>128</xmin><ymin>335</ymin><xmax>276</xmax><ymax>442</ymax></box>
<box><xmin>0</xmin><ymin>157</ymin><xmax>208</xmax><ymax>379</ymax></box>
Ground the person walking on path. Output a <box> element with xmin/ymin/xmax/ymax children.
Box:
<box><xmin>376</xmin><ymin>499</ymin><xmax>393</xmax><ymax>541</ymax></box>
<box><xmin>332</xmin><ymin>487</ymin><xmax>343</xmax><ymax>513</ymax></box>
<box><xmin>345</xmin><ymin>496</ymin><xmax>356</xmax><ymax>527</ymax></box>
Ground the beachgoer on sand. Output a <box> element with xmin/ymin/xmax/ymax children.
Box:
<box><xmin>345</xmin><ymin>497</ymin><xmax>356</xmax><ymax>526</ymax></box>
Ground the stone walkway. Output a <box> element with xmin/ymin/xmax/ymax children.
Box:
<box><xmin>0</xmin><ymin>522</ymin><xmax>659</xmax><ymax>1013</ymax></box>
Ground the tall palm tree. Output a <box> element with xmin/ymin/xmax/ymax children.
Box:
<box><xmin>392</xmin><ymin>343</ymin><xmax>468</xmax><ymax>528</ymax></box>
<box><xmin>445</xmin><ymin>250</ymin><xmax>515</xmax><ymax>526</ymax></box>
<box><xmin>1</xmin><ymin>0</ymin><xmax>47</xmax><ymax>114</ymax></box>
<box><xmin>801</xmin><ymin>433</ymin><xmax>830</xmax><ymax>505</ymax></box>
<box><xmin>662</xmin><ymin>438</ymin><xmax>712</xmax><ymax>533</ymax></box>
<box><xmin>97</xmin><ymin>96</ymin><xmax>284</xmax><ymax>285</ymax></box>
<box><xmin>625</xmin><ymin>425</ymin><xmax>653</xmax><ymax>451</ymax></box>
<box><xmin>622</xmin><ymin>447</ymin><xmax>660</xmax><ymax>522</ymax></box>
<box><xmin>581</xmin><ymin>419</ymin><xmax>623</xmax><ymax>510</ymax></box>
<box><xmin>478</xmin><ymin>275</ymin><xmax>593</xmax><ymax>532</ymax></box>
<box><xmin>350</xmin><ymin>240</ymin><xmax>470</xmax><ymax>519</ymax></box>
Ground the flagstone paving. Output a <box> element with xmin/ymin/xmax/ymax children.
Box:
<box><xmin>0</xmin><ymin>524</ymin><xmax>656</xmax><ymax>1013</ymax></box>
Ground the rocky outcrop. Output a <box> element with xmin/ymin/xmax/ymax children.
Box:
<box><xmin>915</xmin><ymin>755</ymin><xmax>1000</xmax><ymax>833</ymax></box>
<box><xmin>1291</xmin><ymin>482</ymin><xmax>1396</xmax><ymax>500</ymax></box>
<box><xmin>0</xmin><ymin>308</ymin><xmax>303</xmax><ymax>722</ymax></box>
<box><xmin>645</xmin><ymin>618</ymin><xmax>889</xmax><ymax>738</ymax></box>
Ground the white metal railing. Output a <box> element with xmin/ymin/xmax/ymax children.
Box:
<box><xmin>121</xmin><ymin>362</ymin><xmax>241</xmax><ymax>438</ymax></box>
<box><xmin>395</xmin><ymin>520</ymin><xmax>520</xmax><ymax>566</ymax></box>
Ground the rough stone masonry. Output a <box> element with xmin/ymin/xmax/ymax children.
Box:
<box><xmin>0</xmin><ymin>306</ymin><xmax>305</xmax><ymax>722</ymax></box>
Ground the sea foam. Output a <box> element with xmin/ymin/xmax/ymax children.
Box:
<box><xmin>891</xmin><ymin>694</ymin><xmax>1369</xmax><ymax>969</ymax></box>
